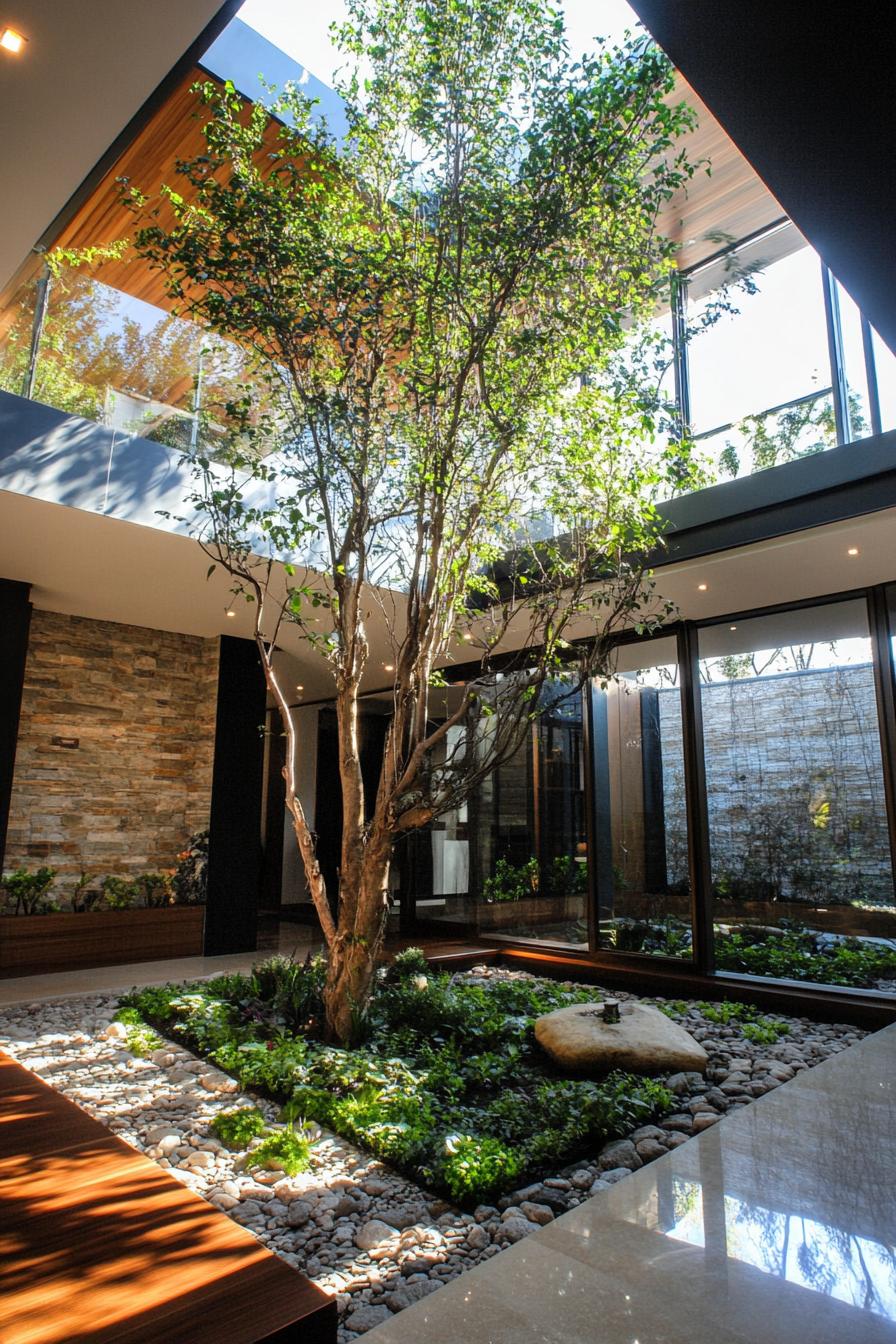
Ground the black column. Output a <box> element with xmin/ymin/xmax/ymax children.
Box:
<box><xmin>0</xmin><ymin>580</ymin><xmax>32</xmax><ymax>874</ymax></box>
<box><xmin>204</xmin><ymin>636</ymin><xmax>268</xmax><ymax>955</ymax></box>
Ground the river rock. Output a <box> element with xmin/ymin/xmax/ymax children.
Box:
<box><xmin>534</xmin><ymin>1002</ymin><xmax>707</xmax><ymax>1074</ymax></box>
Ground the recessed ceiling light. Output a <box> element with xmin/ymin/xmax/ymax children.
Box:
<box><xmin>295</xmin><ymin>684</ymin><xmax>304</xmax><ymax>692</ymax></box>
<box><xmin>383</xmin><ymin>663</ymin><xmax>395</xmax><ymax>672</ymax></box>
<box><xmin>225</xmin><ymin>608</ymin><xmax>236</xmax><ymax>618</ymax></box>
<box><xmin>847</xmin><ymin>546</ymin><xmax>859</xmax><ymax>556</ymax></box>
<box><xmin>0</xmin><ymin>27</ymin><xmax>26</xmax><ymax>54</ymax></box>
<box><xmin>730</xmin><ymin>625</ymin><xmax>737</xmax><ymax>631</ymax></box>
<box><xmin>697</xmin><ymin>583</ymin><xmax>708</xmax><ymax>592</ymax></box>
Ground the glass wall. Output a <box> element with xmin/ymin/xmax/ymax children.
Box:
<box><xmin>675</xmin><ymin>219</ymin><xmax>896</xmax><ymax>482</ymax></box>
<box><xmin>686</xmin><ymin>222</ymin><xmax>835</xmax><ymax>477</ymax></box>
<box><xmin>593</xmin><ymin>636</ymin><xmax>693</xmax><ymax>958</ymax></box>
<box><xmin>0</xmin><ymin>270</ymin><xmax>279</xmax><ymax>453</ymax></box>
<box><xmin>698</xmin><ymin>599</ymin><xmax>896</xmax><ymax>991</ymax></box>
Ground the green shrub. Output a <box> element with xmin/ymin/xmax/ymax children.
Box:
<box><xmin>210</xmin><ymin>1106</ymin><xmax>267</xmax><ymax>1149</ymax></box>
<box><xmin>69</xmin><ymin>872</ymin><xmax>102</xmax><ymax>913</ymax></box>
<box><xmin>440</xmin><ymin>1135</ymin><xmax>524</xmax><ymax>1202</ymax></box>
<box><xmin>249</xmin><ymin>1125</ymin><xmax>312</xmax><ymax>1177</ymax></box>
<box><xmin>385</xmin><ymin>945</ymin><xmax>430</xmax><ymax>982</ymax></box>
<box><xmin>102</xmin><ymin>876</ymin><xmax>139</xmax><ymax>910</ymax></box>
<box><xmin>715</xmin><ymin>926</ymin><xmax>896</xmax><ymax>988</ymax></box>
<box><xmin>1</xmin><ymin>867</ymin><xmax>57</xmax><ymax>915</ymax></box>
<box><xmin>138</xmin><ymin>872</ymin><xmax>174</xmax><ymax>908</ymax></box>
<box><xmin>113</xmin><ymin>1006</ymin><xmax>164</xmax><ymax>1056</ymax></box>
<box><xmin>482</xmin><ymin>857</ymin><xmax>539</xmax><ymax>903</ymax></box>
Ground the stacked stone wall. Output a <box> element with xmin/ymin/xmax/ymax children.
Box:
<box><xmin>5</xmin><ymin>610</ymin><xmax>219</xmax><ymax>887</ymax></box>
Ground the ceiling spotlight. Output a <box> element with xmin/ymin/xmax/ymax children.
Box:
<box><xmin>462</xmin><ymin>632</ymin><xmax>473</xmax><ymax>641</ymax></box>
<box><xmin>383</xmin><ymin>663</ymin><xmax>395</xmax><ymax>672</ymax></box>
<box><xmin>225</xmin><ymin>608</ymin><xmax>236</xmax><ymax>618</ymax></box>
<box><xmin>0</xmin><ymin>27</ymin><xmax>26</xmax><ymax>54</ymax></box>
<box><xmin>697</xmin><ymin>583</ymin><xmax>708</xmax><ymax>592</ymax></box>
<box><xmin>730</xmin><ymin>625</ymin><xmax>737</xmax><ymax>632</ymax></box>
<box><xmin>847</xmin><ymin>546</ymin><xmax>859</xmax><ymax>556</ymax></box>
<box><xmin>295</xmin><ymin>684</ymin><xmax>304</xmax><ymax>692</ymax></box>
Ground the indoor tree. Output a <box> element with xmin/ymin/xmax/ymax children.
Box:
<box><xmin>128</xmin><ymin>0</ymin><xmax>702</xmax><ymax>1042</ymax></box>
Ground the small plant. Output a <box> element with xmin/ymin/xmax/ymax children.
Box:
<box><xmin>0</xmin><ymin>867</ymin><xmax>58</xmax><ymax>915</ymax></box>
<box><xmin>385</xmin><ymin>946</ymin><xmax>430</xmax><ymax>983</ymax></box>
<box><xmin>249</xmin><ymin>1124</ymin><xmax>312</xmax><ymax>1177</ymax></box>
<box><xmin>101</xmin><ymin>876</ymin><xmax>139</xmax><ymax>910</ymax></box>
<box><xmin>173</xmin><ymin>830</ymin><xmax>209</xmax><ymax>905</ymax></box>
<box><xmin>69</xmin><ymin>871</ymin><xmax>102</xmax><ymax>913</ymax></box>
<box><xmin>440</xmin><ymin>1134</ymin><xmax>524</xmax><ymax>1202</ymax></box>
<box><xmin>114</xmin><ymin>1006</ymin><xmax>165</xmax><ymax>1056</ymax></box>
<box><xmin>210</xmin><ymin>1106</ymin><xmax>267</xmax><ymax>1149</ymax></box>
<box><xmin>138</xmin><ymin>871</ymin><xmax>175</xmax><ymax>908</ymax></box>
<box><xmin>482</xmin><ymin>857</ymin><xmax>540</xmax><ymax>903</ymax></box>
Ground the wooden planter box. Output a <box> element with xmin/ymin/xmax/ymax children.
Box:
<box><xmin>476</xmin><ymin>894</ymin><xmax>583</xmax><ymax>932</ymax></box>
<box><xmin>0</xmin><ymin>906</ymin><xmax>206</xmax><ymax>978</ymax></box>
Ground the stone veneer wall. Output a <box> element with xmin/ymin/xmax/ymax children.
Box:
<box><xmin>5</xmin><ymin>610</ymin><xmax>219</xmax><ymax>887</ymax></box>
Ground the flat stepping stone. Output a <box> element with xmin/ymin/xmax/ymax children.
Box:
<box><xmin>534</xmin><ymin>1002</ymin><xmax>707</xmax><ymax>1074</ymax></box>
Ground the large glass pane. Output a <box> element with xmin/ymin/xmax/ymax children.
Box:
<box><xmin>594</xmin><ymin>635</ymin><xmax>693</xmax><ymax>958</ymax></box>
<box><xmin>698</xmin><ymin>600</ymin><xmax>896</xmax><ymax>991</ymax></box>
<box><xmin>687</xmin><ymin>223</ymin><xmax>835</xmax><ymax>479</ymax></box>
<box><xmin>477</xmin><ymin>682</ymin><xmax>588</xmax><ymax>948</ymax></box>
<box><xmin>0</xmin><ymin>270</ymin><xmax>277</xmax><ymax>452</ymax></box>
<box><xmin>872</xmin><ymin>328</ymin><xmax>896</xmax><ymax>433</ymax></box>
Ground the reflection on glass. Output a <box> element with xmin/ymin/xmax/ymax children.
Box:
<box><xmin>593</xmin><ymin>636</ymin><xmax>693</xmax><ymax>958</ymax></box>
<box><xmin>698</xmin><ymin>600</ymin><xmax>896</xmax><ymax>990</ymax></box>
<box><xmin>0</xmin><ymin>271</ymin><xmax>276</xmax><ymax>452</ymax></box>
<box><xmin>480</xmin><ymin>683</ymin><xmax>588</xmax><ymax>948</ymax></box>
<box><xmin>664</xmin><ymin>1176</ymin><xmax>896</xmax><ymax>1321</ymax></box>
<box><xmin>687</xmin><ymin>223</ymin><xmax>834</xmax><ymax>479</ymax></box>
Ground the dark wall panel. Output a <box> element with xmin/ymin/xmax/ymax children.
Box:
<box><xmin>631</xmin><ymin>1</ymin><xmax>896</xmax><ymax>355</ymax></box>
<box><xmin>0</xmin><ymin>580</ymin><xmax>32</xmax><ymax>872</ymax></box>
<box><xmin>204</xmin><ymin>635</ymin><xmax>267</xmax><ymax>955</ymax></box>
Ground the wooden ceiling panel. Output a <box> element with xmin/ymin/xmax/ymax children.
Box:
<box><xmin>3</xmin><ymin>66</ymin><xmax>787</xmax><ymax>323</ymax></box>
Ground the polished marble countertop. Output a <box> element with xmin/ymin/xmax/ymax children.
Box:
<box><xmin>368</xmin><ymin>1023</ymin><xmax>896</xmax><ymax>1343</ymax></box>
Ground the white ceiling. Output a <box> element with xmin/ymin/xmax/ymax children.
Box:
<box><xmin>0</xmin><ymin>0</ymin><xmax>229</xmax><ymax>295</ymax></box>
<box><xmin>1</xmin><ymin>487</ymin><xmax>893</xmax><ymax>703</ymax></box>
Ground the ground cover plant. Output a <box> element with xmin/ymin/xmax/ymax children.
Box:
<box><xmin>122</xmin><ymin>952</ymin><xmax>674</xmax><ymax>1205</ymax></box>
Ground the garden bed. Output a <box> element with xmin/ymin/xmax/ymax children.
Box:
<box><xmin>0</xmin><ymin>905</ymin><xmax>205</xmax><ymax>977</ymax></box>
<box><xmin>0</xmin><ymin>969</ymin><xmax>866</xmax><ymax>1341</ymax></box>
<box><xmin>120</xmin><ymin>950</ymin><xmax>837</xmax><ymax>1206</ymax></box>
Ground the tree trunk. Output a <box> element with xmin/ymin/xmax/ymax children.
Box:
<box><xmin>323</xmin><ymin>837</ymin><xmax>392</xmax><ymax>1043</ymax></box>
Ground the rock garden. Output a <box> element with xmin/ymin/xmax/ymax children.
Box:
<box><xmin>0</xmin><ymin>955</ymin><xmax>867</xmax><ymax>1340</ymax></box>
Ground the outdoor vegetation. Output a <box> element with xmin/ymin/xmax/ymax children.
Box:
<box><xmin>119</xmin><ymin>0</ymin><xmax>710</xmax><ymax>1042</ymax></box>
<box><xmin>122</xmin><ymin>950</ymin><xmax>675</xmax><ymax>1204</ymax></box>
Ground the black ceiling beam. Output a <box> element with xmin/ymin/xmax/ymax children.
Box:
<box><xmin>629</xmin><ymin>1</ymin><xmax>896</xmax><ymax>354</ymax></box>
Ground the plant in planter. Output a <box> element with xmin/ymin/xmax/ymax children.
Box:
<box><xmin>173</xmin><ymin>830</ymin><xmax>209</xmax><ymax>906</ymax></box>
<box><xmin>482</xmin><ymin>857</ymin><xmax>540</xmax><ymax>903</ymax></box>
<box><xmin>69</xmin><ymin>871</ymin><xmax>103</xmax><ymax>913</ymax></box>
<box><xmin>0</xmin><ymin>867</ymin><xmax>58</xmax><ymax>915</ymax></box>
<box><xmin>101</xmin><ymin>876</ymin><xmax>139</xmax><ymax>910</ymax></box>
<box><xmin>138</xmin><ymin>871</ymin><xmax>176</xmax><ymax>908</ymax></box>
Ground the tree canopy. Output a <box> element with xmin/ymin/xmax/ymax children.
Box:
<box><xmin>128</xmin><ymin>0</ymin><xmax>703</xmax><ymax>1040</ymax></box>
